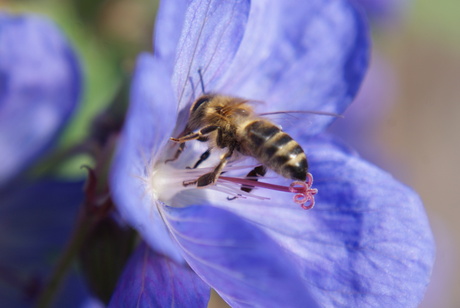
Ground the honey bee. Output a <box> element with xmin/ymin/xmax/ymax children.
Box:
<box><xmin>168</xmin><ymin>94</ymin><xmax>308</xmax><ymax>188</ymax></box>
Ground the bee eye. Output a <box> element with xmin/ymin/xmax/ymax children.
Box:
<box><xmin>191</xmin><ymin>95</ymin><xmax>212</xmax><ymax>113</ymax></box>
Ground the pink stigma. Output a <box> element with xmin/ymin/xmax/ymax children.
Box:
<box><xmin>219</xmin><ymin>172</ymin><xmax>318</xmax><ymax>210</ymax></box>
<box><xmin>289</xmin><ymin>173</ymin><xmax>318</xmax><ymax>210</ymax></box>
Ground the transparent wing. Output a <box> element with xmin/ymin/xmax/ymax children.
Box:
<box><xmin>257</xmin><ymin>110</ymin><xmax>343</xmax><ymax>131</ymax></box>
<box><xmin>259</xmin><ymin>110</ymin><xmax>343</xmax><ymax>117</ymax></box>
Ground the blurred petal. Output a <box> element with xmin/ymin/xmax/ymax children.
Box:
<box><xmin>354</xmin><ymin>0</ymin><xmax>409</xmax><ymax>22</ymax></box>
<box><xmin>109</xmin><ymin>243</ymin><xmax>209</xmax><ymax>308</ymax></box>
<box><xmin>172</xmin><ymin>0</ymin><xmax>250</xmax><ymax>112</ymax></box>
<box><xmin>0</xmin><ymin>180</ymin><xmax>90</xmax><ymax>308</ymax></box>
<box><xmin>153</xmin><ymin>0</ymin><xmax>189</xmax><ymax>66</ymax></box>
<box><xmin>110</xmin><ymin>54</ymin><xmax>183</xmax><ymax>262</ymax></box>
<box><xmin>80</xmin><ymin>297</ymin><xmax>105</xmax><ymax>308</ymax></box>
<box><xmin>217</xmin><ymin>0</ymin><xmax>369</xmax><ymax>135</ymax></box>
<box><xmin>211</xmin><ymin>136</ymin><xmax>434</xmax><ymax>307</ymax></box>
<box><xmin>329</xmin><ymin>51</ymin><xmax>396</xmax><ymax>167</ymax></box>
<box><xmin>164</xmin><ymin>205</ymin><xmax>318</xmax><ymax>307</ymax></box>
<box><xmin>0</xmin><ymin>181</ymin><xmax>82</xmax><ymax>269</ymax></box>
<box><xmin>0</xmin><ymin>14</ymin><xmax>81</xmax><ymax>186</ymax></box>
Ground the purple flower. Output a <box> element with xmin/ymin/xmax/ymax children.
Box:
<box><xmin>0</xmin><ymin>13</ymin><xmax>81</xmax><ymax>187</ymax></box>
<box><xmin>0</xmin><ymin>13</ymin><xmax>90</xmax><ymax>307</ymax></box>
<box><xmin>111</xmin><ymin>0</ymin><xmax>434</xmax><ymax>307</ymax></box>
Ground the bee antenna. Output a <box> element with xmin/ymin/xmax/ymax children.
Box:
<box><xmin>188</xmin><ymin>75</ymin><xmax>196</xmax><ymax>99</ymax></box>
<box><xmin>198</xmin><ymin>68</ymin><xmax>206</xmax><ymax>94</ymax></box>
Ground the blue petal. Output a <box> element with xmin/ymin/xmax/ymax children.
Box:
<box><xmin>303</xmin><ymin>137</ymin><xmax>435</xmax><ymax>306</ymax></box>
<box><xmin>0</xmin><ymin>180</ymin><xmax>91</xmax><ymax>308</ymax></box>
<box><xmin>171</xmin><ymin>0</ymin><xmax>250</xmax><ymax>113</ymax></box>
<box><xmin>209</xmin><ymin>136</ymin><xmax>434</xmax><ymax>307</ymax></box>
<box><xmin>109</xmin><ymin>243</ymin><xmax>210</xmax><ymax>308</ymax></box>
<box><xmin>164</xmin><ymin>205</ymin><xmax>319</xmax><ymax>307</ymax></box>
<box><xmin>216</xmin><ymin>0</ymin><xmax>370</xmax><ymax>135</ymax></box>
<box><xmin>110</xmin><ymin>54</ymin><xmax>184</xmax><ymax>262</ymax></box>
<box><xmin>153</xmin><ymin>0</ymin><xmax>189</xmax><ymax>66</ymax></box>
<box><xmin>0</xmin><ymin>14</ymin><xmax>81</xmax><ymax>186</ymax></box>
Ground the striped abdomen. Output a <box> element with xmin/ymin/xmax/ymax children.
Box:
<box><xmin>241</xmin><ymin>120</ymin><xmax>307</xmax><ymax>181</ymax></box>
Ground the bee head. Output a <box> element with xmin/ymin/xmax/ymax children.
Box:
<box><xmin>190</xmin><ymin>94</ymin><xmax>215</xmax><ymax>114</ymax></box>
<box><xmin>187</xmin><ymin>94</ymin><xmax>216</xmax><ymax>129</ymax></box>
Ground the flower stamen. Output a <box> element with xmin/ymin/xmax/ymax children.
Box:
<box><xmin>218</xmin><ymin>173</ymin><xmax>318</xmax><ymax>210</ymax></box>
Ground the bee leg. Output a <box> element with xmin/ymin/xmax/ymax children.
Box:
<box><xmin>183</xmin><ymin>149</ymin><xmax>233</xmax><ymax>187</ymax></box>
<box><xmin>241</xmin><ymin>165</ymin><xmax>267</xmax><ymax>193</ymax></box>
<box><xmin>165</xmin><ymin>142</ymin><xmax>185</xmax><ymax>164</ymax></box>
<box><xmin>227</xmin><ymin>165</ymin><xmax>267</xmax><ymax>201</ymax></box>
<box><xmin>170</xmin><ymin>125</ymin><xmax>218</xmax><ymax>143</ymax></box>
<box><xmin>192</xmin><ymin>148</ymin><xmax>211</xmax><ymax>169</ymax></box>
<box><xmin>165</xmin><ymin>127</ymin><xmax>191</xmax><ymax>163</ymax></box>
<box><xmin>166</xmin><ymin>126</ymin><xmax>217</xmax><ymax>164</ymax></box>
<box><xmin>225</xmin><ymin>166</ymin><xmax>267</xmax><ymax>200</ymax></box>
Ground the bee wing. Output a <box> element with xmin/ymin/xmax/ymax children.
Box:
<box><xmin>257</xmin><ymin>110</ymin><xmax>343</xmax><ymax>130</ymax></box>
<box><xmin>258</xmin><ymin>110</ymin><xmax>343</xmax><ymax>118</ymax></box>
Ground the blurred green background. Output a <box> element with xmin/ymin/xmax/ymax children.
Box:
<box><xmin>1</xmin><ymin>0</ymin><xmax>459</xmax><ymax>307</ymax></box>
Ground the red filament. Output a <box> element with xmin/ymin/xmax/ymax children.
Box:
<box><xmin>219</xmin><ymin>172</ymin><xmax>318</xmax><ymax>210</ymax></box>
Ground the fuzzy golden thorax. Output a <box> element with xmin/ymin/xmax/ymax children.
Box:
<box><xmin>187</xmin><ymin>94</ymin><xmax>255</xmax><ymax>132</ymax></box>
